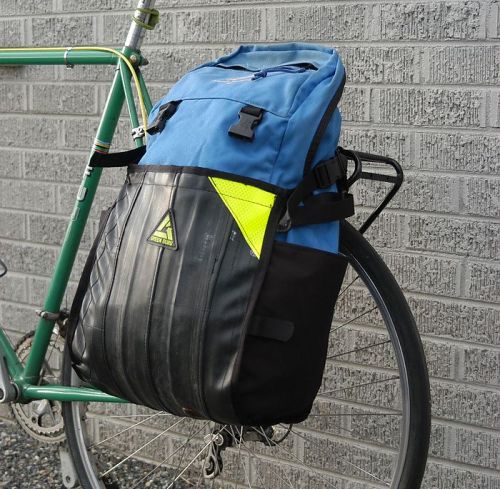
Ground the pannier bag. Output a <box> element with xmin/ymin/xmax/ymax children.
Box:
<box><xmin>69</xmin><ymin>43</ymin><xmax>354</xmax><ymax>426</ymax></box>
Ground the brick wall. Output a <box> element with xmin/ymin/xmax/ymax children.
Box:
<box><xmin>0</xmin><ymin>1</ymin><xmax>498</xmax><ymax>488</ymax></box>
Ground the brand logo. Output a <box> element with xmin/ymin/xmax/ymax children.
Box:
<box><xmin>147</xmin><ymin>210</ymin><xmax>178</xmax><ymax>250</ymax></box>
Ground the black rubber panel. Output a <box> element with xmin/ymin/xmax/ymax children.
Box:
<box><xmin>62</xmin><ymin>221</ymin><xmax>430</xmax><ymax>489</ymax></box>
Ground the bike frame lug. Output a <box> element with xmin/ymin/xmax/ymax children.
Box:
<box><xmin>131</xmin><ymin>125</ymin><xmax>145</xmax><ymax>140</ymax></box>
<box><xmin>0</xmin><ymin>355</ymin><xmax>18</xmax><ymax>403</ymax></box>
<box><xmin>35</xmin><ymin>309</ymin><xmax>61</xmax><ymax>322</ymax></box>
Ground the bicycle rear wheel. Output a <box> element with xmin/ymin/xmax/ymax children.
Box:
<box><xmin>62</xmin><ymin>221</ymin><xmax>430</xmax><ymax>489</ymax></box>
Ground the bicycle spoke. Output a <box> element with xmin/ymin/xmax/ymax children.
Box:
<box><xmin>319</xmin><ymin>375</ymin><xmax>400</xmax><ymax>396</ymax></box>
<box><xmin>254</xmin><ymin>426</ymin><xmax>339</xmax><ymax>489</ymax></box>
<box><xmin>231</xmin><ymin>425</ymin><xmax>253</xmax><ymax>489</ymax></box>
<box><xmin>222</xmin><ymin>426</ymin><xmax>293</xmax><ymax>489</ymax></box>
<box><xmin>170</xmin><ymin>420</ymin><xmax>202</xmax><ymax>488</ymax></box>
<box><xmin>279</xmin><ymin>425</ymin><xmax>391</xmax><ymax>487</ymax></box>
<box><xmin>309</xmin><ymin>412</ymin><xmax>401</xmax><ymax>417</ymax></box>
<box><xmin>327</xmin><ymin>339</ymin><xmax>391</xmax><ymax>359</ymax></box>
<box><xmin>164</xmin><ymin>444</ymin><xmax>211</xmax><ymax>489</ymax></box>
<box><xmin>165</xmin><ymin>425</ymin><xmax>227</xmax><ymax>489</ymax></box>
<box><xmin>90</xmin><ymin>411</ymin><xmax>166</xmax><ymax>448</ymax></box>
<box><xmin>100</xmin><ymin>418</ymin><xmax>185</xmax><ymax>477</ymax></box>
<box><xmin>257</xmin><ymin>427</ymin><xmax>296</xmax><ymax>489</ymax></box>
<box><xmin>337</xmin><ymin>275</ymin><xmax>360</xmax><ymax>298</ymax></box>
<box><xmin>330</xmin><ymin>305</ymin><xmax>378</xmax><ymax>334</ymax></box>
<box><xmin>130</xmin><ymin>420</ymin><xmax>210</xmax><ymax>489</ymax></box>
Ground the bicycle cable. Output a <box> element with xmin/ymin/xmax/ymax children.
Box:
<box><xmin>0</xmin><ymin>46</ymin><xmax>149</xmax><ymax>142</ymax></box>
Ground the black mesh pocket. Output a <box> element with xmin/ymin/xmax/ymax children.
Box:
<box><xmin>233</xmin><ymin>241</ymin><xmax>347</xmax><ymax>425</ymax></box>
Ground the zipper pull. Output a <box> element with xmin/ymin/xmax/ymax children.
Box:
<box><xmin>251</xmin><ymin>65</ymin><xmax>307</xmax><ymax>80</ymax></box>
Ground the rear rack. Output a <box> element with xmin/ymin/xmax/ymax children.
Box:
<box><xmin>340</xmin><ymin>148</ymin><xmax>404</xmax><ymax>234</ymax></box>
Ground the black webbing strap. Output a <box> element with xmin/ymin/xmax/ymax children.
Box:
<box><xmin>285</xmin><ymin>193</ymin><xmax>354</xmax><ymax>228</ymax></box>
<box><xmin>278</xmin><ymin>151</ymin><xmax>354</xmax><ymax>231</ymax></box>
<box><xmin>89</xmin><ymin>146</ymin><xmax>146</xmax><ymax>168</ymax></box>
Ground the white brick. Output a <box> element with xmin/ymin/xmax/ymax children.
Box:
<box><xmin>463</xmin><ymin>177</ymin><xmax>500</xmax><ymax>217</ymax></box>
<box><xmin>414</xmin><ymin>132</ymin><xmax>500</xmax><ymax>174</ymax></box>
<box><xmin>0</xmin><ymin>19</ymin><xmax>22</xmax><ymax>46</ymax></box>
<box><xmin>177</xmin><ymin>9</ymin><xmax>261</xmax><ymax>43</ymax></box>
<box><xmin>378</xmin><ymin>2</ymin><xmax>485</xmax><ymax>41</ymax></box>
<box><xmin>408</xmin><ymin>296</ymin><xmax>500</xmax><ymax>346</ymax></box>
<box><xmin>465</xmin><ymin>261</ymin><xmax>500</xmax><ymax>303</ymax></box>
<box><xmin>32</xmin><ymin>84</ymin><xmax>97</xmax><ymax>115</ymax></box>
<box><xmin>407</xmin><ymin>216</ymin><xmax>500</xmax><ymax>260</ymax></box>
<box><xmin>340</xmin><ymin>46</ymin><xmax>418</xmax><ymax>84</ymax></box>
<box><xmin>425</xmin><ymin>46</ymin><xmax>500</xmax><ymax>85</ymax></box>
<box><xmin>268</xmin><ymin>5</ymin><xmax>369</xmax><ymax>42</ymax></box>
<box><xmin>374</xmin><ymin>88</ymin><xmax>485</xmax><ymax>127</ymax></box>
<box><xmin>31</xmin><ymin>16</ymin><xmax>96</xmax><ymax>45</ymax></box>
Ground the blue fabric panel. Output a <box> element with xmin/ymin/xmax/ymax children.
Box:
<box><xmin>159</xmin><ymin>66</ymin><xmax>317</xmax><ymax>119</ymax></box>
<box><xmin>276</xmin><ymin>110</ymin><xmax>342</xmax><ymax>254</ymax></box>
<box><xmin>143</xmin><ymin>99</ymin><xmax>287</xmax><ymax>183</ymax></box>
<box><xmin>206</xmin><ymin>42</ymin><xmax>334</xmax><ymax>71</ymax></box>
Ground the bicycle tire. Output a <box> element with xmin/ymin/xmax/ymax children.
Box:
<box><xmin>61</xmin><ymin>221</ymin><xmax>430</xmax><ymax>489</ymax></box>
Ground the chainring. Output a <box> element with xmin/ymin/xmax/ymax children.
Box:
<box><xmin>10</xmin><ymin>330</ymin><xmax>66</xmax><ymax>444</ymax></box>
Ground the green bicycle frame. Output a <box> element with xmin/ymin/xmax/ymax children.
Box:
<box><xmin>0</xmin><ymin>5</ymin><xmax>158</xmax><ymax>404</ymax></box>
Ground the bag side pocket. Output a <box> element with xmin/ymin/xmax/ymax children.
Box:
<box><xmin>234</xmin><ymin>241</ymin><xmax>347</xmax><ymax>425</ymax></box>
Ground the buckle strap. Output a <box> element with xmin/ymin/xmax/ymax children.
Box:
<box><xmin>278</xmin><ymin>151</ymin><xmax>353</xmax><ymax>231</ymax></box>
<box><xmin>228</xmin><ymin>105</ymin><xmax>264</xmax><ymax>141</ymax></box>
<box><xmin>312</xmin><ymin>155</ymin><xmax>345</xmax><ymax>189</ymax></box>
<box><xmin>294</xmin><ymin>152</ymin><xmax>347</xmax><ymax>200</ymax></box>
<box><xmin>146</xmin><ymin>101</ymin><xmax>181</xmax><ymax>135</ymax></box>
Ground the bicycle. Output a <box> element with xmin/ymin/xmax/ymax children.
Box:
<box><xmin>0</xmin><ymin>1</ymin><xmax>431</xmax><ymax>488</ymax></box>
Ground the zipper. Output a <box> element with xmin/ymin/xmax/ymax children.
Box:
<box><xmin>214</xmin><ymin>64</ymin><xmax>315</xmax><ymax>84</ymax></box>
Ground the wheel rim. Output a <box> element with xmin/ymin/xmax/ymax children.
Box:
<box><xmin>64</xmin><ymin>230</ymin><xmax>425</xmax><ymax>489</ymax></box>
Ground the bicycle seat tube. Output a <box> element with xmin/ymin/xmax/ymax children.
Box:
<box><xmin>127</xmin><ymin>0</ymin><xmax>158</xmax><ymax>51</ymax></box>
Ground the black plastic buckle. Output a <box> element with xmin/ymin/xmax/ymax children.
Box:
<box><xmin>313</xmin><ymin>157</ymin><xmax>343</xmax><ymax>189</ymax></box>
<box><xmin>147</xmin><ymin>101</ymin><xmax>180</xmax><ymax>135</ymax></box>
<box><xmin>228</xmin><ymin>105</ymin><xmax>264</xmax><ymax>141</ymax></box>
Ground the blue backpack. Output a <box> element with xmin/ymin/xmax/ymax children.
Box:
<box><xmin>69</xmin><ymin>43</ymin><xmax>354</xmax><ymax>426</ymax></box>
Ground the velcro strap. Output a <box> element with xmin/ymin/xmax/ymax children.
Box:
<box><xmin>89</xmin><ymin>146</ymin><xmax>146</xmax><ymax>168</ymax></box>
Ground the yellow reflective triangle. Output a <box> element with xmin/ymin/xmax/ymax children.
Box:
<box><xmin>147</xmin><ymin>209</ymin><xmax>177</xmax><ymax>249</ymax></box>
<box><xmin>209</xmin><ymin>177</ymin><xmax>276</xmax><ymax>259</ymax></box>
